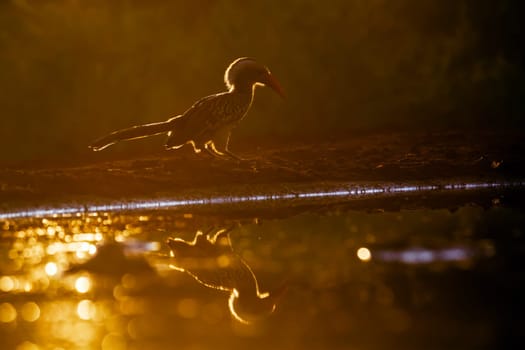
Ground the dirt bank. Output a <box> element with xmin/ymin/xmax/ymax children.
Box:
<box><xmin>1</xmin><ymin>130</ymin><xmax>524</xmax><ymax>210</ymax></box>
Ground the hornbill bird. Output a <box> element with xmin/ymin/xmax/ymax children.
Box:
<box><xmin>89</xmin><ymin>57</ymin><xmax>284</xmax><ymax>161</ymax></box>
<box><xmin>167</xmin><ymin>228</ymin><xmax>287</xmax><ymax>324</ymax></box>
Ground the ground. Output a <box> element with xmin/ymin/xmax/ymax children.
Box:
<box><xmin>1</xmin><ymin>130</ymin><xmax>524</xmax><ymax>211</ymax></box>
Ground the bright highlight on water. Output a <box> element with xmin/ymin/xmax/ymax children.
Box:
<box><xmin>1</xmin><ymin>180</ymin><xmax>522</xmax><ymax>220</ymax></box>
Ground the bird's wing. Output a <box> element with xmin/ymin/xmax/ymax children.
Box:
<box><xmin>165</xmin><ymin>93</ymin><xmax>229</xmax><ymax>148</ymax></box>
<box><xmin>166</xmin><ymin>92</ymin><xmax>252</xmax><ymax>148</ymax></box>
<box><xmin>180</xmin><ymin>92</ymin><xmax>233</xmax><ymax>139</ymax></box>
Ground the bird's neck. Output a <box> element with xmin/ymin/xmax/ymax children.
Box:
<box><xmin>230</xmin><ymin>83</ymin><xmax>256</xmax><ymax>96</ymax></box>
<box><xmin>227</xmin><ymin>84</ymin><xmax>255</xmax><ymax>113</ymax></box>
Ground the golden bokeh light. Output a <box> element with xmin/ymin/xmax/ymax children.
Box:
<box><xmin>72</xmin><ymin>233</ymin><xmax>101</xmax><ymax>241</ymax></box>
<box><xmin>101</xmin><ymin>333</ymin><xmax>127</xmax><ymax>350</ymax></box>
<box><xmin>21</xmin><ymin>302</ymin><xmax>41</xmax><ymax>322</ymax></box>
<box><xmin>77</xmin><ymin>299</ymin><xmax>95</xmax><ymax>320</ymax></box>
<box><xmin>75</xmin><ymin>242</ymin><xmax>97</xmax><ymax>258</ymax></box>
<box><xmin>121</xmin><ymin>274</ymin><xmax>137</xmax><ymax>289</ymax></box>
<box><xmin>71</xmin><ymin>322</ymin><xmax>98</xmax><ymax>347</ymax></box>
<box><xmin>75</xmin><ymin>276</ymin><xmax>91</xmax><ymax>294</ymax></box>
<box><xmin>0</xmin><ymin>302</ymin><xmax>17</xmax><ymax>323</ymax></box>
<box><xmin>216</xmin><ymin>254</ymin><xmax>231</xmax><ymax>268</ymax></box>
<box><xmin>119</xmin><ymin>296</ymin><xmax>146</xmax><ymax>316</ymax></box>
<box><xmin>23</xmin><ymin>281</ymin><xmax>33</xmax><ymax>292</ymax></box>
<box><xmin>357</xmin><ymin>247</ymin><xmax>372</xmax><ymax>262</ymax></box>
<box><xmin>127</xmin><ymin>318</ymin><xmax>139</xmax><ymax>340</ymax></box>
<box><xmin>89</xmin><ymin>244</ymin><xmax>97</xmax><ymax>255</ymax></box>
<box><xmin>0</xmin><ymin>276</ymin><xmax>15</xmax><ymax>292</ymax></box>
<box><xmin>46</xmin><ymin>243</ymin><xmax>60</xmax><ymax>255</ymax></box>
<box><xmin>44</xmin><ymin>262</ymin><xmax>58</xmax><ymax>276</ymax></box>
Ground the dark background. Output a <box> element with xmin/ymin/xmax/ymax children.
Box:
<box><xmin>0</xmin><ymin>0</ymin><xmax>523</xmax><ymax>163</ymax></box>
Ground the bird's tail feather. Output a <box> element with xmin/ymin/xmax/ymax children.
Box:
<box><xmin>89</xmin><ymin>119</ymin><xmax>177</xmax><ymax>151</ymax></box>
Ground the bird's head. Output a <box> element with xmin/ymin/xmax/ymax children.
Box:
<box><xmin>224</xmin><ymin>57</ymin><xmax>285</xmax><ymax>98</ymax></box>
<box><xmin>228</xmin><ymin>282</ymin><xmax>288</xmax><ymax>324</ymax></box>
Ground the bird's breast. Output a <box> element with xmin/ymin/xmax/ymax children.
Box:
<box><xmin>222</xmin><ymin>93</ymin><xmax>253</xmax><ymax>124</ymax></box>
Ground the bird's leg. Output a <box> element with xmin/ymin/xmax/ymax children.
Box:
<box><xmin>212</xmin><ymin>131</ymin><xmax>253</xmax><ymax>163</ymax></box>
<box><xmin>204</xmin><ymin>142</ymin><xmax>230</xmax><ymax>160</ymax></box>
<box><xmin>221</xmin><ymin>147</ymin><xmax>245</xmax><ymax>162</ymax></box>
<box><xmin>188</xmin><ymin>141</ymin><xmax>202</xmax><ymax>154</ymax></box>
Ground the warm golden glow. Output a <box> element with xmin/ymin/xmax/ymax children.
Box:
<box><xmin>47</xmin><ymin>241</ymin><xmax>97</xmax><ymax>256</ymax></box>
<box><xmin>357</xmin><ymin>247</ymin><xmax>372</xmax><ymax>261</ymax></box>
<box><xmin>73</xmin><ymin>233</ymin><xmax>102</xmax><ymax>242</ymax></box>
<box><xmin>119</xmin><ymin>296</ymin><xmax>146</xmax><ymax>316</ymax></box>
<box><xmin>101</xmin><ymin>333</ymin><xmax>127</xmax><ymax>350</ymax></box>
<box><xmin>0</xmin><ymin>276</ymin><xmax>15</xmax><ymax>292</ymax></box>
<box><xmin>216</xmin><ymin>254</ymin><xmax>231</xmax><ymax>267</ymax></box>
<box><xmin>0</xmin><ymin>186</ymin><xmax>516</xmax><ymax>350</ymax></box>
<box><xmin>127</xmin><ymin>318</ymin><xmax>139</xmax><ymax>339</ymax></box>
<box><xmin>0</xmin><ymin>302</ymin><xmax>17</xmax><ymax>323</ymax></box>
<box><xmin>77</xmin><ymin>299</ymin><xmax>95</xmax><ymax>320</ymax></box>
<box><xmin>21</xmin><ymin>302</ymin><xmax>40</xmax><ymax>322</ymax></box>
<box><xmin>121</xmin><ymin>274</ymin><xmax>136</xmax><ymax>289</ymax></box>
<box><xmin>46</xmin><ymin>243</ymin><xmax>59</xmax><ymax>255</ymax></box>
<box><xmin>15</xmin><ymin>341</ymin><xmax>40</xmax><ymax>350</ymax></box>
<box><xmin>23</xmin><ymin>281</ymin><xmax>33</xmax><ymax>292</ymax></box>
<box><xmin>75</xmin><ymin>276</ymin><xmax>91</xmax><ymax>294</ymax></box>
<box><xmin>75</xmin><ymin>242</ymin><xmax>97</xmax><ymax>258</ymax></box>
<box><xmin>177</xmin><ymin>298</ymin><xmax>199</xmax><ymax>319</ymax></box>
<box><xmin>44</xmin><ymin>262</ymin><xmax>58</xmax><ymax>276</ymax></box>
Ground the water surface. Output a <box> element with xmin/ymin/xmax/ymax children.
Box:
<box><xmin>1</xmin><ymin>188</ymin><xmax>524</xmax><ymax>349</ymax></box>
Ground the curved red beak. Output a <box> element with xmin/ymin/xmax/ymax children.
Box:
<box><xmin>263</xmin><ymin>72</ymin><xmax>286</xmax><ymax>98</ymax></box>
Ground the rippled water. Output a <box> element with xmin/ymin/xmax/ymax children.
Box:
<box><xmin>1</xmin><ymin>189</ymin><xmax>524</xmax><ymax>349</ymax></box>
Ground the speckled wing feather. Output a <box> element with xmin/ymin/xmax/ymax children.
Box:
<box><xmin>184</xmin><ymin>93</ymin><xmax>232</xmax><ymax>140</ymax></box>
<box><xmin>166</xmin><ymin>91</ymin><xmax>252</xmax><ymax>147</ymax></box>
<box><xmin>164</xmin><ymin>94</ymin><xmax>223</xmax><ymax>147</ymax></box>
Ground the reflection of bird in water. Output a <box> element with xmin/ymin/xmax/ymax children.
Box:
<box><xmin>167</xmin><ymin>228</ymin><xmax>286</xmax><ymax>324</ymax></box>
<box><xmin>89</xmin><ymin>57</ymin><xmax>284</xmax><ymax>161</ymax></box>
